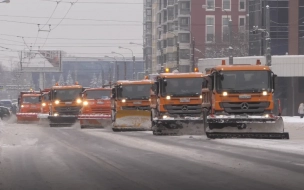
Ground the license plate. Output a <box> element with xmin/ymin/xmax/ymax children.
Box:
<box><xmin>31</xmin><ymin>105</ymin><xmax>36</xmax><ymax>108</ymax></box>
<box><xmin>133</xmin><ymin>101</ymin><xmax>142</xmax><ymax>105</ymax></box>
<box><xmin>238</xmin><ymin>115</ymin><xmax>248</xmax><ymax>118</ymax></box>
<box><xmin>239</xmin><ymin>94</ymin><xmax>251</xmax><ymax>99</ymax></box>
<box><xmin>180</xmin><ymin>98</ymin><xmax>190</xmax><ymax>103</ymax></box>
<box><xmin>65</xmin><ymin>102</ymin><xmax>72</xmax><ymax>105</ymax></box>
<box><xmin>97</xmin><ymin>101</ymin><xmax>104</xmax><ymax>104</ymax></box>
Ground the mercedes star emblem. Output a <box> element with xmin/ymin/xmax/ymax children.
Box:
<box><xmin>241</xmin><ymin>103</ymin><xmax>249</xmax><ymax>110</ymax></box>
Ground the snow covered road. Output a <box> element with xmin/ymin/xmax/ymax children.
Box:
<box><xmin>0</xmin><ymin>117</ymin><xmax>303</xmax><ymax>190</ymax></box>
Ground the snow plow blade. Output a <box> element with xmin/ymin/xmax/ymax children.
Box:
<box><xmin>206</xmin><ymin>116</ymin><xmax>289</xmax><ymax>139</ymax></box>
<box><xmin>152</xmin><ymin>117</ymin><xmax>205</xmax><ymax>135</ymax></box>
<box><xmin>16</xmin><ymin>113</ymin><xmax>39</xmax><ymax>123</ymax></box>
<box><xmin>78</xmin><ymin>114</ymin><xmax>111</xmax><ymax>129</ymax></box>
<box><xmin>48</xmin><ymin>115</ymin><xmax>78</xmax><ymax>127</ymax></box>
<box><xmin>113</xmin><ymin>110</ymin><xmax>151</xmax><ymax>131</ymax></box>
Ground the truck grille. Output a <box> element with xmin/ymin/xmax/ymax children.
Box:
<box><xmin>55</xmin><ymin>106</ymin><xmax>81</xmax><ymax>115</ymax></box>
<box><xmin>220</xmin><ymin>102</ymin><xmax>270</xmax><ymax>114</ymax></box>
<box><xmin>164</xmin><ymin>104</ymin><xmax>202</xmax><ymax>116</ymax></box>
<box><xmin>122</xmin><ymin>106</ymin><xmax>150</xmax><ymax>111</ymax></box>
<box><xmin>91</xmin><ymin>108</ymin><xmax>111</xmax><ymax>114</ymax></box>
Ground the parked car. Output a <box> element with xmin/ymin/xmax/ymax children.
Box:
<box><xmin>0</xmin><ymin>99</ymin><xmax>13</xmax><ymax>109</ymax></box>
<box><xmin>0</xmin><ymin>106</ymin><xmax>11</xmax><ymax>120</ymax></box>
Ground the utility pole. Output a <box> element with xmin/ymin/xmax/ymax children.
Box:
<box><xmin>265</xmin><ymin>5</ymin><xmax>271</xmax><ymax>66</ymax></box>
<box><xmin>191</xmin><ymin>37</ymin><xmax>195</xmax><ymax>72</ymax></box>
<box><xmin>228</xmin><ymin>18</ymin><xmax>233</xmax><ymax>65</ymax></box>
<box><xmin>132</xmin><ymin>56</ymin><xmax>135</xmax><ymax>80</ymax></box>
<box><xmin>160</xmin><ymin>48</ymin><xmax>164</xmax><ymax>73</ymax></box>
<box><xmin>176</xmin><ymin>42</ymin><xmax>179</xmax><ymax>71</ymax></box>
<box><xmin>124</xmin><ymin>60</ymin><xmax>127</xmax><ymax>80</ymax></box>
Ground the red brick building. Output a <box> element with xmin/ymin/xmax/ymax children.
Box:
<box><xmin>191</xmin><ymin>0</ymin><xmax>248</xmax><ymax>59</ymax></box>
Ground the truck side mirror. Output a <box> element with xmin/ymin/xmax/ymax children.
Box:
<box><xmin>111</xmin><ymin>88</ymin><xmax>116</xmax><ymax>99</ymax></box>
<box><xmin>272</xmin><ymin>73</ymin><xmax>277</xmax><ymax>91</ymax></box>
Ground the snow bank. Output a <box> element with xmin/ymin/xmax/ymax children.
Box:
<box><xmin>283</xmin><ymin>116</ymin><xmax>304</xmax><ymax>124</ymax></box>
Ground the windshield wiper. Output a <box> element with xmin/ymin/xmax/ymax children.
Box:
<box><xmin>220</xmin><ymin>88</ymin><xmax>240</xmax><ymax>93</ymax></box>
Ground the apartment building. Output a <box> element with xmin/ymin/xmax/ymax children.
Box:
<box><xmin>143</xmin><ymin>0</ymin><xmax>153</xmax><ymax>74</ymax></box>
<box><xmin>151</xmin><ymin>0</ymin><xmax>192</xmax><ymax>72</ymax></box>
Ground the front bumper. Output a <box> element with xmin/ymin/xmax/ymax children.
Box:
<box><xmin>153</xmin><ymin>116</ymin><xmax>204</xmax><ymax>121</ymax></box>
<box><xmin>78</xmin><ymin>114</ymin><xmax>111</xmax><ymax>120</ymax></box>
<box><xmin>37</xmin><ymin>114</ymin><xmax>49</xmax><ymax>119</ymax></box>
<box><xmin>207</xmin><ymin>115</ymin><xmax>278</xmax><ymax>124</ymax></box>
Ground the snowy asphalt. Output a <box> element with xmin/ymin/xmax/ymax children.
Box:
<box><xmin>0</xmin><ymin>119</ymin><xmax>304</xmax><ymax>190</ymax></box>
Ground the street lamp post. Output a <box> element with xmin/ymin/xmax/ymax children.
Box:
<box><xmin>119</xmin><ymin>46</ymin><xmax>135</xmax><ymax>80</ymax></box>
<box><xmin>202</xmin><ymin>5</ymin><xmax>233</xmax><ymax>65</ymax></box>
<box><xmin>130</xmin><ymin>42</ymin><xmax>148</xmax><ymax>75</ymax></box>
<box><xmin>105</xmin><ymin>56</ymin><xmax>118</xmax><ymax>82</ymax></box>
<box><xmin>112</xmin><ymin>52</ymin><xmax>127</xmax><ymax>80</ymax></box>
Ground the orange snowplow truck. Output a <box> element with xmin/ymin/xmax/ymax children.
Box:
<box><xmin>48</xmin><ymin>82</ymin><xmax>84</xmax><ymax>127</ymax></box>
<box><xmin>78</xmin><ymin>87</ymin><xmax>111</xmax><ymax>129</ymax></box>
<box><xmin>16</xmin><ymin>90</ymin><xmax>42</xmax><ymax>123</ymax></box>
<box><xmin>37</xmin><ymin>88</ymin><xmax>51</xmax><ymax>124</ymax></box>
<box><xmin>202</xmin><ymin>60</ymin><xmax>289</xmax><ymax>139</ymax></box>
<box><xmin>111</xmin><ymin>79</ymin><xmax>154</xmax><ymax>131</ymax></box>
<box><xmin>150</xmin><ymin>69</ymin><xmax>205</xmax><ymax>135</ymax></box>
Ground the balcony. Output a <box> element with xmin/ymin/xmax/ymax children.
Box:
<box><xmin>168</xmin><ymin>0</ymin><xmax>174</xmax><ymax>6</ymax></box>
<box><xmin>178</xmin><ymin>24</ymin><xmax>190</xmax><ymax>32</ymax></box>
<box><xmin>179</xmin><ymin>8</ymin><xmax>190</xmax><ymax>16</ymax></box>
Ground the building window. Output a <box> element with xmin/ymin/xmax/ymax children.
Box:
<box><xmin>239</xmin><ymin>16</ymin><xmax>245</xmax><ymax>41</ymax></box>
<box><xmin>180</xmin><ymin>49</ymin><xmax>190</xmax><ymax>59</ymax></box>
<box><xmin>222</xmin><ymin>16</ymin><xmax>230</xmax><ymax>42</ymax></box>
<box><xmin>223</xmin><ymin>0</ymin><xmax>231</xmax><ymax>11</ymax></box>
<box><xmin>206</xmin><ymin>0</ymin><xmax>215</xmax><ymax>10</ymax></box>
<box><xmin>239</xmin><ymin>0</ymin><xmax>246</xmax><ymax>11</ymax></box>
<box><xmin>179</xmin><ymin>33</ymin><xmax>190</xmax><ymax>43</ymax></box>
<box><xmin>206</xmin><ymin>16</ymin><xmax>215</xmax><ymax>43</ymax></box>
<box><xmin>239</xmin><ymin>16</ymin><xmax>245</xmax><ymax>32</ymax></box>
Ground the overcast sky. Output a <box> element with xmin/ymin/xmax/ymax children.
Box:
<box><xmin>0</xmin><ymin>0</ymin><xmax>143</xmax><ymax>69</ymax></box>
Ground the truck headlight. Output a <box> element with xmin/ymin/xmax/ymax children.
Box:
<box><xmin>262</xmin><ymin>91</ymin><xmax>268</xmax><ymax>96</ymax></box>
<box><xmin>76</xmin><ymin>99</ymin><xmax>82</xmax><ymax>104</ymax></box>
<box><xmin>55</xmin><ymin>100</ymin><xmax>60</xmax><ymax>105</ymax></box>
<box><xmin>122</xmin><ymin>99</ymin><xmax>126</xmax><ymax>103</ymax></box>
<box><xmin>54</xmin><ymin>113</ymin><xmax>59</xmax><ymax>117</ymax></box>
<box><xmin>199</xmin><ymin>95</ymin><xmax>202</xmax><ymax>99</ymax></box>
<box><xmin>21</xmin><ymin>105</ymin><xmax>24</xmax><ymax>108</ymax></box>
<box><xmin>83</xmin><ymin>101</ymin><xmax>88</xmax><ymax>106</ymax></box>
<box><xmin>162</xmin><ymin>115</ymin><xmax>168</xmax><ymax>119</ymax></box>
<box><xmin>222</xmin><ymin>92</ymin><xmax>228</xmax><ymax>96</ymax></box>
<box><xmin>42</xmin><ymin>103</ymin><xmax>46</xmax><ymax>107</ymax></box>
<box><xmin>166</xmin><ymin>96</ymin><xmax>171</xmax><ymax>100</ymax></box>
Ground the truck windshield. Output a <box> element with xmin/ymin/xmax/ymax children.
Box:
<box><xmin>117</xmin><ymin>84</ymin><xmax>151</xmax><ymax>100</ymax></box>
<box><xmin>161</xmin><ymin>78</ymin><xmax>204</xmax><ymax>97</ymax></box>
<box><xmin>23</xmin><ymin>96</ymin><xmax>40</xmax><ymax>103</ymax></box>
<box><xmin>86</xmin><ymin>90</ymin><xmax>111</xmax><ymax>99</ymax></box>
<box><xmin>217</xmin><ymin>70</ymin><xmax>271</xmax><ymax>93</ymax></box>
<box><xmin>54</xmin><ymin>89</ymin><xmax>82</xmax><ymax>101</ymax></box>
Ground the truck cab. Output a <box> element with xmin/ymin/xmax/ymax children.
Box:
<box><xmin>48</xmin><ymin>82</ymin><xmax>84</xmax><ymax>127</ymax></box>
<box><xmin>111</xmin><ymin>79</ymin><xmax>153</xmax><ymax>131</ymax></box>
<box><xmin>150</xmin><ymin>70</ymin><xmax>205</xmax><ymax>135</ymax></box>
<box><xmin>203</xmin><ymin>60</ymin><xmax>289</xmax><ymax>139</ymax></box>
<box><xmin>78</xmin><ymin>88</ymin><xmax>111</xmax><ymax>129</ymax></box>
<box><xmin>16</xmin><ymin>91</ymin><xmax>41</xmax><ymax>123</ymax></box>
